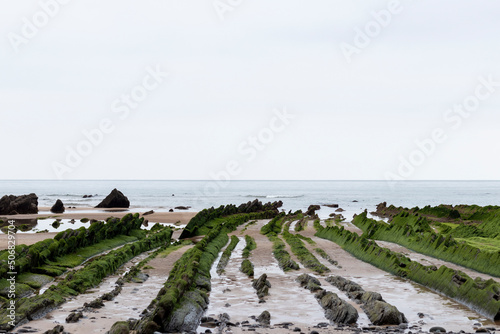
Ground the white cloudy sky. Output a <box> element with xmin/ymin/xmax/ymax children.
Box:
<box><xmin>1</xmin><ymin>0</ymin><xmax>499</xmax><ymax>180</ymax></box>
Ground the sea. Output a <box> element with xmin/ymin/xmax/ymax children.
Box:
<box><xmin>1</xmin><ymin>180</ymin><xmax>499</xmax><ymax>221</ymax></box>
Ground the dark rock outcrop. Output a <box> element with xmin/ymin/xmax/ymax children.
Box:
<box><xmin>95</xmin><ymin>189</ymin><xmax>130</xmax><ymax>208</ymax></box>
<box><xmin>296</xmin><ymin>274</ymin><xmax>322</xmax><ymax>292</ymax></box>
<box><xmin>362</xmin><ymin>301</ymin><xmax>408</xmax><ymax>326</ymax></box>
<box><xmin>257</xmin><ymin>310</ymin><xmax>271</xmax><ymax>326</ymax></box>
<box><xmin>0</xmin><ymin>193</ymin><xmax>38</xmax><ymax>215</ymax></box>
<box><xmin>326</xmin><ymin>275</ymin><xmax>407</xmax><ymax>325</ymax></box>
<box><xmin>238</xmin><ymin>199</ymin><xmax>283</xmax><ymax>214</ymax></box>
<box><xmin>43</xmin><ymin>325</ymin><xmax>67</xmax><ymax>334</ymax></box>
<box><xmin>306</xmin><ymin>205</ymin><xmax>321</xmax><ymax>216</ymax></box>
<box><xmin>315</xmin><ymin>289</ymin><xmax>358</xmax><ymax>324</ymax></box>
<box><xmin>252</xmin><ymin>273</ymin><xmax>271</xmax><ymax>301</ymax></box>
<box><xmin>65</xmin><ymin>311</ymin><xmax>83</xmax><ymax>323</ymax></box>
<box><xmin>174</xmin><ymin>206</ymin><xmax>191</xmax><ymax>210</ymax></box>
<box><xmin>50</xmin><ymin>199</ymin><xmax>65</xmax><ymax>214</ymax></box>
<box><xmin>108</xmin><ymin>322</ymin><xmax>130</xmax><ymax>334</ymax></box>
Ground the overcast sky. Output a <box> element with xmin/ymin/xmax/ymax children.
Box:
<box><xmin>1</xmin><ymin>0</ymin><xmax>499</xmax><ymax>180</ymax></box>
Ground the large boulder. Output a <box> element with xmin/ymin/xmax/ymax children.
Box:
<box><xmin>315</xmin><ymin>290</ymin><xmax>358</xmax><ymax>324</ymax></box>
<box><xmin>95</xmin><ymin>189</ymin><xmax>130</xmax><ymax>208</ymax></box>
<box><xmin>306</xmin><ymin>205</ymin><xmax>321</xmax><ymax>216</ymax></box>
<box><xmin>362</xmin><ymin>301</ymin><xmax>407</xmax><ymax>325</ymax></box>
<box><xmin>0</xmin><ymin>193</ymin><xmax>38</xmax><ymax>215</ymax></box>
<box><xmin>50</xmin><ymin>199</ymin><xmax>65</xmax><ymax>214</ymax></box>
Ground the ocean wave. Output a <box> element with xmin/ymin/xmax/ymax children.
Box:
<box><xmin>242</xmin><ymin>195</ymin><xmax>304</xmax><ymax>199</ymax></box>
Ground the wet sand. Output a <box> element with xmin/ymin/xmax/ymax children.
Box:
<box><xmin>20</xmin><ymin>245</ymin><xmax>190</xmax><ymax>334</ymax></box>
<box><xmin>200</xmin><ymin>220</ymin><xmax>498</xmax><ymax>333</ymax></box>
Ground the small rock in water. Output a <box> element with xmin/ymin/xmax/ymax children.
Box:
<box><xmin>418</xmin><ymin>312</ymin><xmax>425</xmax><ymax>318</ymax></box>
<box><xmin>429</xmin><ymin>327</ymin><xmax>447</xmax><ymax>333</ymax></box>
<box><xmin>65</xmin><ymin>311</ymin><xmax>83</xmax><ymax>323</ymax></box>
<box><xmin>310</xmin><ymin>331</ymin><xmax>320</xmax><ymax>334</ymax></box>
<box><xmin>224</xmin><ymin>303</ymin><xmax>231</xmax><ymax>307</ymax></box>
<box><xmin>293</xmin><ymin>327</ymin><xmax>301</xmax><ymax>332</ymax></box>
<box><xmin>475</xmin><ymin>329</ymin><xmax>489</xmax><ymax>333</ymax></box>
<box><xmin>257</xmin><ymin>310</ymin><xmax>271</xmax><ymax>327</ymax></box>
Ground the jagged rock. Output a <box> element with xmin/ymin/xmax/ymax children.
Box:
<box><xmin>257</xmin><ymin>311</ymin><xmax>271</xmax><ymax>326</ymax></box>
<box><xmin>164</xmin><ymin>290</ymin><xmax>209</xmax><ymax>333</ymax></box>
<box><xmin>296</xmin><ymin>274</ymin><xmax>322</xmax><ymax>292</ymax></box>
<box><xmin>0</xmin><ymin>193</ymin><xmax>38</xmax><ymax>215</ymax></box>
<box><xmin>50</xmin><ymin>199</ymin><xmax>65</xmax><ymax>214</ymax></box>
<box><xmin>315</xmin><ymin>290</ymin><xmax>358</xmax><ymax>324</ymax></box>
<box><xmin>252</xmin><ymin>274</ymin><xmax>271</xmax><ymax>300</ymax></box>
<box><xmin>95</xmin><ymin>189</ymin><xmax>130</xmax><ymax>208</ymax></box>
<box><xmin>43</xmin><ymin>325</ymin><xmax>66</xmax><ymax>334</ymax></box>
<box><xmin>108</xmin><ymin>321</ymin><xmax>130</xmax><ymax>334</ymax></box>
<box><xmin>237</xmin><ymin>199</ymin><xmax>283</xmax><ymax>214</ymax></box>
<box><xmin>65</xmin><ymin>311</ymin><xmax>83</xmax><ymax>323</ymax></box>
<box><xmin>358</xmin><ymin>291</ymin><xmax>383</xmax><ymax>304</ymax></box>
<box><xmin>306</xmin><ymin>205</ymin><xmax>321</xmax><ymax>216</ymax></box>
<box><xmin>84</xmin><ymin>298</ymin><xmax>104</xmax><ymax>309</ymax></box>
<box><xmin>362</xmin><ymin>301</ymin><xmax>407</xmax><ymax>325</ymax></box>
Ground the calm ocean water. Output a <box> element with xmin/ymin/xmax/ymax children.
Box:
<box><xmin>1</xmin><ymin>180</ymin><xmax>499</xmax><ymax>220</ymax></box>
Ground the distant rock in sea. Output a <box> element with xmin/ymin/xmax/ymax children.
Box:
<box><xmin>0</xmin><ymin>193</ymin><xmax>38</xmax><ymax>215</ymax></box>
<box><xmin>50</xmin><ymin>199</ymin><xmax>65</xmax><ymax>214</ymax></box>
<box><xmin>95</xmin><ymin>189</ymin><xmax>130</xmax><ymax>208</ymax></box>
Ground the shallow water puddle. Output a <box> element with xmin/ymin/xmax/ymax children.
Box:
<box><xmin>201</xmin><ymin>237</ymin><xmax>331</xmax><ymax>330</ymax></box>
<box><xmin>346</xmin><ymin>274</ymin><xmax>499</xmax><ymax>332</ymax></box>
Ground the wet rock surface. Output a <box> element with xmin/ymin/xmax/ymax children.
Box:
<box><xmin>257</xmin><ymin>310</ymin><xmax>271</xmax><ymax>327</ymax></box>
<box><xmin>95</xmin><ymin>188</ymin><xmax>130</xmax><ymax>208</ymax></box>
<box><xmin>326</xmin><ymin>275</ymin><xmax>407</xmax><ymax>326</ymax></box>
<box><xmin>252</xmin><ymin>273</ymin><xmax>272</xmax><ymax>302</ymax></box>
<box><xmin>315</xmin><ymin>289</ymin><xmax>359</xmax><ymax>324</ymax></box>
<box><xmin>50</xmin><ymin>199</ymin><xmax>65</xmax><ymax>213</ymax></box>
<box><xmin>65</xmin><ymin>311</ymin><xmax>83</xmax><ymax>323</ymax></box>
<box><xmin>0</xmin><ymin>193</ymin><xmax>38</xmax><ymax>214</ymax></box>
<box><xmin>296</xmin><ymin>273</ymin><xmax>322</xmax><ymax>292</ymax></box>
